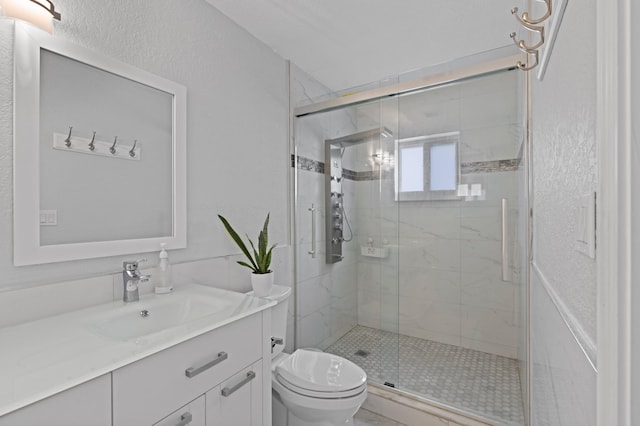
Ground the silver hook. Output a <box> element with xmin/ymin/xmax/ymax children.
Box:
<box><xmin>516</xmin><ymin>50</ymin><xmax>540</xmax><ymax>71</ymax></box>
<box><xmin>88</xmin><ymin>132</ymin><xmax>96</xmax><ymax>151</ymax></box>
<box><xmin>510</xmin><ymin>25</ymin><xmax>545</xmax><ymax>52</ymax></box>
<box><xmin>64</xmin><ymin>126</ymin><xmax>72</xmax><ymax>148</ymax></box>
<box><xmin>129</xmin><ymin>140</ymin><xmax>137</xmax><ymax>158</ymax></box>
<box><xmin>110</xmin><ymin>136</ymin><xmax>118</xmax><ymax>155</ymax></box>
<box><xmin>511</xmin><ymin>0</ymin><xmax>551</xmax><ymax>26</ymax></box>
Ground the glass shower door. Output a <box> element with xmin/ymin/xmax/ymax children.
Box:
<box><xmin>293</xmin><ymin>97</ymin><xmax>400</xmax><ymax>389</ymax></box>
<box><xmin>292</xmin><ymin>64</ymin><xmax>526</xmax><ymax>426</ymax></box>
<box><xmin>394</xmin><ymin>69</ymin><xmax>525</xmax><ymax>424</ymax></box>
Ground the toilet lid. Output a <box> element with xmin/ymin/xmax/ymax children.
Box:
<box><xmin>275</xmin><ymin>349</ymin><xmax>367</xmax><ymax>393</ymax></box>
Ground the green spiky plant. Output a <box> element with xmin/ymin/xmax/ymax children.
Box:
<box><xmin>218</xmin><ymin>213</ymin><xmax>276</xmax><ymax>274</ymax></box>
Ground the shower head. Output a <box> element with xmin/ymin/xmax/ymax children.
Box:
<box><xmin>326</xmin><ymin>127</ymin><xmax>393</xmax><ymax>148</ymax></box>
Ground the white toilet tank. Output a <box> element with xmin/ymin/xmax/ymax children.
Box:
<box><xmin>260</xmin><ymin>285</ymin><xmax>291</xmax><ymax>358</ymax></box>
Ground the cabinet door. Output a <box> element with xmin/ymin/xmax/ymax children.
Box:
<box><xmin>154</xmin><ymin>395</ymin><xmax>205</xmax><ymax>426</ymax></box>
<box><xmin>0</xmin><ymin>374</ymin><xmax>111</xmax><ymax>426</ymax></box>
<box><xmin>206</xmin><ymin>360</ymin><xmax>263</xmax><ymax>426</ymax></box>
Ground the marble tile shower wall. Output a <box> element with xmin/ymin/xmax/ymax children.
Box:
<box><xmin>291</xmin><ymin>66</ymin><xmax>361</xmax><ymax>350</ymax></box>
<box><xmin>296</xmin><ymin>169</ymin><xmax>360</xmax><ymax>350</ymax></box>
<box><xmin>353</xmin><ymin>72</ymin><xmax>522</xmax><ymax>359</ymax></box>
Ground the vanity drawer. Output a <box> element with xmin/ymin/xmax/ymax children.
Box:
<box><xmin>112</xmin><ymin>313</ymin><xmax>262</xmax><ymax>426</ymax></box>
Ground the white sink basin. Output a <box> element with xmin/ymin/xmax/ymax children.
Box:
<box><xmin>90</xmin><ymin>289</ymin><xmax>235</xmax><ymax>341</ymax></box>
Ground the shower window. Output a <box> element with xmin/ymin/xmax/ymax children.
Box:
<box><xmin>395</xmin><ymin>132</ymin><xmax>460</xmax><ymax>201</ymax></box>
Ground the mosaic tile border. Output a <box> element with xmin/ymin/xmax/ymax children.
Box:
<box><xmin>294</xmin><ymin>154</ymin><xmax>324</xmax><ymax>174</ymax></box>
<box><xmin>292</xmin><ymin>155</ymin><xmax>521</xmax><ymax>181</ymax></box>
<box><xmin>461</xmin><ymin>159</ymin><xmax>521</xmax><ymax>174</ymax></box>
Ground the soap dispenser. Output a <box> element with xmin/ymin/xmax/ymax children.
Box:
<box><xmin>155</xmin><ymin>243</ymin><xmax>173</xmax><ymax>294</ymax></box>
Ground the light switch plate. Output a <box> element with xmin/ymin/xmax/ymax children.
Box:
<box><xmin>40</xmin><ymin>209</ymin><xmax>57</xmax><ymax>226</ymax></box>
<box><xmin>575</xmin><ymin>193</ymin><xmax>595</xmax><ymax>259</ymax></box>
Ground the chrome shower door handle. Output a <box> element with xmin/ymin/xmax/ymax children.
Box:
<box><xmin>501</xmin><ymin>198</ymin><xmax>510</xmax><ymax>282</ymax></box>
<box><xmin>308</xmin><ymin>204</ymin><xmax>316</xmax><ymax>258</ymax></box>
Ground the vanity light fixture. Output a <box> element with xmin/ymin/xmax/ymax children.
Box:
<box><xmin>0</xmin><ymin>0</ymin><xmax>61</xmax><ymax>33</ymax></box>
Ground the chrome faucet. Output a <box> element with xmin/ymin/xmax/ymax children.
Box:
<box><xmin>122</xmin><ymin>260</ymin><xmax>151</xmax><ymax>303</ymax></box>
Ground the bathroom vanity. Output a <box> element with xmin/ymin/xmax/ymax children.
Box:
<box><xmin>0</xmin><ymin>284</ymin><xmax>274</xmax><ymax>426</ymax></box>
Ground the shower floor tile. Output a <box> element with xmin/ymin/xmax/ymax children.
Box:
<box><xmin>326</xmin><ymin>326</ymin><xmax>524</xmax><ymax>425</ymax></box>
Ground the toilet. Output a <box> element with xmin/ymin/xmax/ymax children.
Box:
<box><xmin>264</xmin><ymin>285</ymin><xmax>367</xmax><ymax>426</ymax></box>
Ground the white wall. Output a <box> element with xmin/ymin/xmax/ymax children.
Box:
<box><xmin>529</xmin><ymin>0</ymin><xmax>598</xmax><ymax>422</ymax></box>
<box><xmin>530</xmin><ymin>269</ymin><xmax>596</xmax><ymax>426</ymax></box>
<box><xmin>0</xmin><ymin>0</ymin><xmax>289</xmax><ymax>292</ymax></box>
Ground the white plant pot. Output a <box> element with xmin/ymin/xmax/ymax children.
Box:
<box><xmin>251</xmin><ymin>271</ymin><xmax>274</xmax><ymax>297</ymax></box>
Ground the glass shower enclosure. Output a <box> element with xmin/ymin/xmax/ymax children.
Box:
<box><xmin>292</xmin><ymin>56</ymin><xmax>527</xmax><ymax>425</ymax></box>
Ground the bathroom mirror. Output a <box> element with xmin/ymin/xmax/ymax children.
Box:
<box><xmin>13</xmin><ymin>23</ymin><xmax>187</xmax><ymax>265</ymax></box>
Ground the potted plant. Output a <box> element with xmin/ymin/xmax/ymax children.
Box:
<box><xmin>218</xmin><ymin>213</ymin><xmax>276</xmax><ymax>297</ymax></box>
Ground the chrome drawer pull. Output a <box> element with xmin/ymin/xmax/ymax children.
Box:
<box><xmin>221</xmin><ymin>371</ymin><xmax>256</xmax><ymax>397</ymax></box>
<box><xmin>185</xmin><ymin>351</ymin><xmax>228</xmax><ymax>378</ymax></box>
<box><xmin>175</xmin><ymin>412</ymin><xmax>192</xmax><ymax>426</ymax></box>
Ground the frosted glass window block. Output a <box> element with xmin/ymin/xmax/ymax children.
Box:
<box><xmin>430</xmin><ymin>143</ymin><xmax>457</xmax><ymax>191</ymax></box>
<box><xmin>400</xmin><ymin>145</ymin><xmax>424</xmax><ymax>192</ymax></box>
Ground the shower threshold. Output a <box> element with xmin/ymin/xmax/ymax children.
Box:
<box><xmin>326</xmin><ymin>325</ymin><xmax>524</xmax><ymax>426</ymax></box>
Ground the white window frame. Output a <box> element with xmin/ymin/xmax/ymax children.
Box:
<box><xmin>394</xmin><ymin>132</ymin><xmax>461</xmax><ymax>201</ymax></box>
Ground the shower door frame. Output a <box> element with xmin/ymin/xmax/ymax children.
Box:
<box><xmin>291</xmin><ymin>49</ymin><xmax>531</xmax><ymax>424</ymax></box>
<box><xmin>294</xmin><ymin>54</ymin><xmax>524</xmax><ymax>117</ymax></box>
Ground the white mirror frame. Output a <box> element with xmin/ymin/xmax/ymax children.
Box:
<box><xmin>13</xmin><ymin>23</ymin><xmax>187</xmax><ymax>265</ymax></box>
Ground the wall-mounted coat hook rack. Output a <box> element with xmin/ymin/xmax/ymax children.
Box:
<box><xmin>510</xmin><ymin>23</ymin><xmax>545</xmax><ymax>52</ymax></box>
<box><xmin>509</xmin><ymin>0</ymin><xmax>559</xmax><ymax>74</ymax></box>
<box><xmin>110</xmin><ymin>136</ymin><xmax>118</xmax><ymax>155</ymax></box>
<box><xmin>64</xmin><ymin>126</ymin><xmax>72</xmax><ymax>147</ymax></box>
<box><xmin>516</xmin><ymin>49</ymin><xmax>539</xmax><ymax>71</ymax></box>
<box><xmin>129</xmin><ymin>140</ymin><xmax>137</xmax><ymax>158</ymax></box>
<box><xmin>88</xmin><ymin>131</ymin><xmax>96</xmax><ymax>151</ymax></box>
<box><xmin>511</xmin><ymin>0</ymin><xmax>551</xmax><ymax>26</ymax></box>
<box><xmin>52</xmin><ymin>128</ymin><xmax>141</xmax><ymax>161</ymax></box>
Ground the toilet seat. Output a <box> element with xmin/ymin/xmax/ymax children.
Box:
<box><xmin>274</xmin><ymin>373</ymin><xmax>366</xmax><ymax>399</ymax></box>
<box><xmin>274</xmin><ymin>349</ymin><xmax>367</xmax><ymax>398</ymax></box>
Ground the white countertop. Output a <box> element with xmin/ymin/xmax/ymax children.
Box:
<box><xmin>0</xmin><ymin>283</ymin><xmax>275</xmax><ymax>417</ymax></box>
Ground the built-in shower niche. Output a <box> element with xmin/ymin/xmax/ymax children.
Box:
<box><xmin>324</xmin><ymin>128</ymin><xmax>392</xmax><ymax>264</ymax></box>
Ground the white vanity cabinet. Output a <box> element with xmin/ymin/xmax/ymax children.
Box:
<box><xmin>112</xmin><ymin>312</ymin><xmax>266</xmax><ymax>426</ymax></box>
<box><xmin>206</xmin><ymin>359</ymin><xmax>263</xmax><ymax>426</ymax></box>
<box><xmin>0</xmin><ymin>284</ymin><xmax>273</xmax><ymax>426</ymax></box>
<box><xmin>0</xmin><ymin>374</ymin><xmax>111</xmax><ymax>426</ymax></box>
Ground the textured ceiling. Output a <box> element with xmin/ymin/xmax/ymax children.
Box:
<box><xmin>205</xmin><ymin>0</ymin><xmax>521</xmax><ymax>91</ymax></box>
